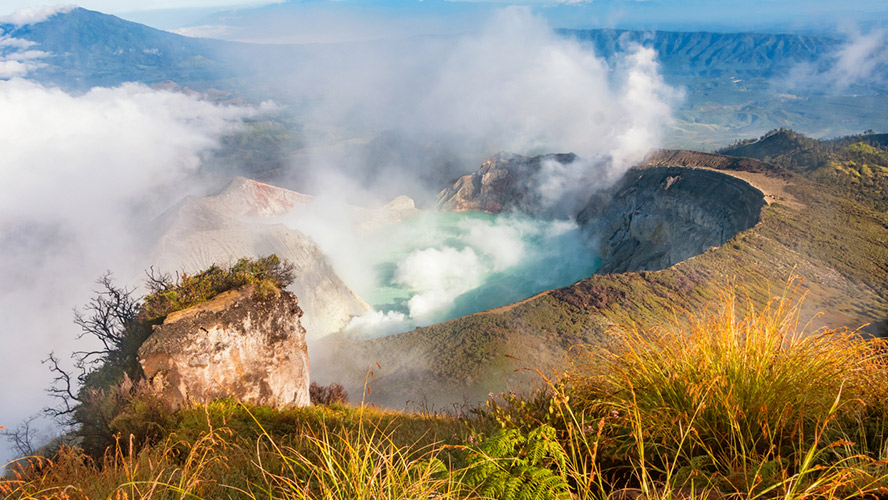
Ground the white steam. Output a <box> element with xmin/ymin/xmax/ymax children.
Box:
<box><xmin>784</xmin><ymin>26</ymin><xmax>888</xmax><ymax>91</ymax></box>
<box><xmin>415</xmin><ymin>8</ymin><xmax>677</xmax><ymax>168</ymax></box>
<box><xmin>0</xmin><ymin>79</ymin><xmax>258</xmax><ymax>463</ymax></box>
<box><xmin>343</xmin><ymin>214</ymin><xmax>596</xmax><ymax>337</ymax></box>
<box><xmin>343</xmin><ymin>310</ymin><xmax>410</xmax><ymax>339</ymax></box>
<box><xmin>395</xmin><ymin>246</ymin><xmax>484</xmax><ymax>324</ymax></box>
<box><xmin>276</xmin><ymin>6</ymin><xmax>679</xmax><ymax>197</ymax></box>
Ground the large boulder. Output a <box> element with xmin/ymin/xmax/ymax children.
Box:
<box><xmin>138</xmin><ymin>284</ymin><xmax>309</xmax><ymax>408</ymax></box>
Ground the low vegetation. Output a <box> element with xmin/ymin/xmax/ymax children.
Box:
<box><xmin>42</xmin><ymin>255</ymin><xmax>295</xmax><ymax>459</ymax></box>
<box><xmin>719</xmin><ymin>128</ymin><xmax>888</xmax><ymax>211</ymax></box>
<box><xmin>141</xmin><ymin>254</ymin><xmax>295</xmax><ymax>322</ymax></box>
<box><xmin>6</xmin><ymin>281</ymin><xmax>888</xmax><ymax>499</ymax></box>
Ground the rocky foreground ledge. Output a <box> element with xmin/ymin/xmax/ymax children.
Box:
<box><xmin>138</xmin><ymin>284</ymin><xmax>310</xmax><ymax>409</ymax></box>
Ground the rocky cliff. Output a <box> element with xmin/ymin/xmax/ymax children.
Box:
<box><xmin>147</xmin><ymin>177</ymin><xmax>420</xmax><ymax>338</ymax></box>
<box><xmin>138</xmin><ymin>284</ymin><xmax>310</xmax><ymax>409</ymax></box>
<box><xmin>578</xmin><ymin>166</ymin><xmax>766</xmax><ymax>273</ymax></box>
<box><xmin>438</xmin><ymin>151</ymin><xmax>769</xmax><ymax>275</ymax></box>
<box><xmin>436</xmin><ymin>152</ymin><xmax>580</xmax><ymax>217</ymax></box>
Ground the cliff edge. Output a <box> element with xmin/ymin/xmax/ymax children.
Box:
<box><xmin>579</xmin><ymin>166</ymin><xmax>767</xmax><ymax>274</ymax></box>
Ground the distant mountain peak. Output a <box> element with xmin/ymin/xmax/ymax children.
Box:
<box><xmin>0</xmin><ymin>6</ymin><xmax>233</xmax><ymax>90</ymax></box>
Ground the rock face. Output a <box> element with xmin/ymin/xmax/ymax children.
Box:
<box><xmin>146</xmin><ymin>177</ymin><xmax>419</xmax><ymax>338</ymax></box>
<box><xmin>436</xmin><ymin>152</ymin><xmax>579</xmax><ymax>216</ymax></box>
<box><xmin>138</xmin><ymin>284</ymin><xmax>310</xmax><ymax>409</ymax></box>
<box><xmin>578</xmin><ymin>166</ymin><xmax>766</xmax><ymax>274</ymax></box>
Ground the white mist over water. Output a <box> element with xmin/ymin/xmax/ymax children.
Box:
<box><xmin>340</xmin><ymin>211</ymin><xmax>600</xmax><ymax>338</ymax></box>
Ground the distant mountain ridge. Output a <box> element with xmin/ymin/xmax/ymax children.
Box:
<box><xmin>1</xmin><ymin>8</ymin><xmax>847</xmax><ymax>90</ymax></box>
<box><xmin>561</xmin><ymin>29</ymin><xmax>838</xmax><ymax>78</ymax></box>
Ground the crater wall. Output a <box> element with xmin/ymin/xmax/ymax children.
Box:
<box><xmin>578</xmin><ymin>166</ymin><xmax>766</xmax><ymax>274</ymax></box>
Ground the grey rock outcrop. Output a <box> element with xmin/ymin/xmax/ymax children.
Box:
<box><xmin>436</xmin><ymin>152</ymin><xmax>580</xmax><ymax>217</ymax></box>
<box><xmin>578</xmin><ymin>166</ymin><xmax>766</xmax><ymax>274</ymax></box>
<box><xmin>138</xmin><ymin>284</ymin><xmax>310</xmax><ymax>408</ymax></box>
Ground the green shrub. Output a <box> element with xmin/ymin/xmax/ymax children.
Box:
<box><xmin>459</xmin><ymin>424</ymin><xmax>571</xmax><ymax>500</ymax></box>
<box><xmin>141</xmin><ymin>255</ymin><xmax>295</xmax><ymax>322</ymax></box>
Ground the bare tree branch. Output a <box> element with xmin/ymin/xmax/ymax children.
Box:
<box><xmin>71</xmin><ymin>272</ymin><xmax>141</xmax><ymax>366</ymax></box>
<box><xmin>1</xmin><ymin>415</ymin><xmax>42</xmax><ymax>457</ymax></box>
<box><xmin>144</xmin><ymin>265</ymin><xmax>176</xmax><ymax>295</ymax></box>
<box><xmin>43</xmin><ymin>352</ymin><xmax>80</xmax><ymax>418</ymax></box>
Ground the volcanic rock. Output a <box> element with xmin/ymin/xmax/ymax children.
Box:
<box><xmin>436</xmin><ymin>152</ymin><xmax>579</xmax><ymax>217</ymax></box>
<box><xmin>147</xmin><ymin>177</ymin><xmax>419</xmax><ymax>338</ymax></box>
<box><xmin>579</xmin><ymin>166</ymin><xmax>766</xmax><ymax>273</ymax></box>
<box><xmin>138</xmin><ymin>284</ymin><xmax>309</xmax><ymax>409</ymax></box>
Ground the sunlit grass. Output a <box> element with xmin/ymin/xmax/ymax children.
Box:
<box><xmin>5</xmin><ymin>279</ymin><xmax>888</xmax><ymax>499</ymax></box>
<box><xmin>565</xmin><ymin>278</ymin><xmax>888</xmax><ymax>498</ymax></box>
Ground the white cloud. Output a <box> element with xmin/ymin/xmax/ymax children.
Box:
<box><xmin>783</xmin><ymin>26</ymin><xmax>888</xmax><ymax>92</ymax></box>
<box><xmin>0</xmin><ymin>4</ymin><xmax>75</xmax><ymax>25</ymax></box>
<box><xmin>0</xmin><ymin>34</ymin><xmax>36</xmax><ymax>48</ymax></box>
<box><xmin>830</xmin><ymin>27</ymin><xmax>887</xmax><ymax>89</ymax></box>
<box><xmin>170</xmin><ymin>24</ymin><xmax>232</xmax><ymax>39</ymax></box>
<box><xmin>0</xmin><ymin>58</ymin><xmax>31</xmax><ymax>77</ymax></box>
<box><xmin>0</xmin><ymin>79</ymin><xmax>257</xmax><ymax>464</ymax></box>
<box><xmin>0</xmin><ymin>33</ymin><xmax>49</xmax><ymax>78</ymax></box>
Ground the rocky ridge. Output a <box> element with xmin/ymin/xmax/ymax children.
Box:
<box><xmin>435</xmin><ymin>152</ymin><xmax>580</xmax><ymax>217</ymax></box>
<box><xmin>578</xmin><ymin>166</ymin><xmax>766</xmax><ymax>273</ymax></box>
<box><xmin>438</xmin><ymin>151</ymin><xmax>769</xmax><ymax>275</ymax></box>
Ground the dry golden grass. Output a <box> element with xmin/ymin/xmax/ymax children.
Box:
<box><xmin>565</xmin><ymin>278</ymin><xmax>888</xmax><ymax>498</ymax></box>
<box><xmin>6</xmin><ymin>279</ymin><xmax>888</xmax><ymax>500</ymax></box>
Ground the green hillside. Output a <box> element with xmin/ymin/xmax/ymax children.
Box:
<box><xmin>719</xmin><ymin>129</ymin><xmax>888</xmax><ymax>211</ymax></box>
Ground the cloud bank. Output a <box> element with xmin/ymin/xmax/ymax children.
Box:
<box><xmin>0</xmin><ymin>5</ymin><xmax>75</xmax><ymax>25</ymax></box>
<box><xmin>0</xmin><ymin>79</ymin><xmax>256</xmax><ymax>464</ymax></box>
<box><xmin>784</xmin><ymin>26</ymin><xmax>888</xmax><ymax>92</ymax></box>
